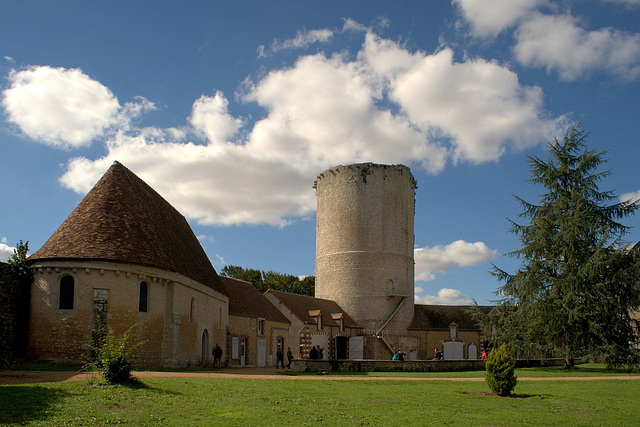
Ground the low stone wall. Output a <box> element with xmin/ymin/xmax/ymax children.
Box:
<box><xmin>0</xmin><ymin>262</ymin><xmax>31</xmax><ymax>369</ymax></box>
<box><xmin>291</xmin><ymin>359</ymin><xmax>485</xmax><ymax>372</ymax></box>
<box><xmin>291</xmin><ymin>358</ymin><xmax>566</xmax><ymax>372</ymax></box>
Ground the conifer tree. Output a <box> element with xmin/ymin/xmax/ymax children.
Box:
<box><xmin>492</xmin><ymin>125</ymin><xmax>640</xmax><ymax>369</ymax></box>
<box><xmin>485</xmin><ymin>344</ymin><xmax>518</xmax><ymax>396</ymax></box>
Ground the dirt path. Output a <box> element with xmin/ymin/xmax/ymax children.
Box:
<box><xmin>2</xmin><ymin>368</ymin><xmax>640</xmax><ymax>385</ymax></box>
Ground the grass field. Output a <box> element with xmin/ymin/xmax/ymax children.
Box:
<box><xmin>1</xmin><ymin>365</ymin><xmax>639</xmax><ymax>426</ymax></box>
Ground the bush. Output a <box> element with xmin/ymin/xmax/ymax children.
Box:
<box><xmin>86</xmin><ymin>323</ymin><xmax>144</xmax><ymax>385</ymax></box>
<box><xmin>485</xmin><ymin>344</ymin><xmax>518</xmax><ymax>396</ymax></box>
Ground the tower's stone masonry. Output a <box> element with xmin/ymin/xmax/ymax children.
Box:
<box><xmin>315</xmin><ymin>163</ymin><xmax>416</xmax><ymax>333</ymax></box>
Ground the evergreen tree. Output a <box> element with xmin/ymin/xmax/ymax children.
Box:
<box><xmin>485</xmin><ymin>344</ymin><xmax>518</xmax><ymax>396</ymax></box>
<box><xmin>492</xmin><ymin>125</ymin><xmax>640</xmax><ymax>369</ymax></box>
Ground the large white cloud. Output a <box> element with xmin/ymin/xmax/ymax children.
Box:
<box><xmin>515</xmin><ymin>13</ymin><xmax>640</xmax><ymax>81</ymax></box>
<box><xmin>2</xmin><ymin>66</ymin><xmax>121</xmax><ymax>149</ymax></box>
<box><xmin>414</xmin><ymin>240</ymin><xmax>499</xmax><ymax>281</ymax></box>
<box><xmin>362</xmin><ymin>34</ymin><xmax>564</xmax><ymax>163</ymax></box>
<box><xmin>6</xmin><ymin>30</ymin><xmax>563</xmax><ymax>226</ymax></box>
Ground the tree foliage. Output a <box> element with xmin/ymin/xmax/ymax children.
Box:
<box><xmin>7</xmin><ymin>240</ymin><xmax>31</xmax><ymax>282</ymax></box>
<box><xmin>86</xmin><ymin>318</ymin><xmax>145</xmax><ymax>385</ymax></box>
<box><xmin>485</xmin><ymin>344</ymin><xmax>518</xmax><ymax>396</ymax></box>
<box><xmin>492</xmin><ymin>125</ymin><xmax>640</xmax><ymax>369</ymax></box>
<box><xmin>221</xmin><ymin>265</ymin><xmax>314</xmax><ymax>296</ymax></box>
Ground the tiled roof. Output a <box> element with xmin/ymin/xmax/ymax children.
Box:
<box><xmin>408</xmin><ymin>304</ymin><xmax>494</xmax><ymax>330</ymax></box>
<box><xmin>29</xmin><ymin>161</ymin><xmax>226</xmax><ymax>295</ymax></box>
<box><xmin>265</xmin><ymin>290</ymin><xmax>360</xmax><ymax>328</ymax></box>
<box><xmin>220</xmin><ymin>276</ymin><xmax>289</xmax><ymax>323</ymax></box>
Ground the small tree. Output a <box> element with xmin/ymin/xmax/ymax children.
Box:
<box><xmin>87</xmin><ymin>320</ymin><xmax>145</xmax><ymax>384</ymax></box>
<box><xmin>485</xmin><ymin>344</ymin><xmax>518</xmax><ymax>396</ymax></box>
<box><xmin>7</xmin><ymin>240</ymin><xmax>31</xmax><ymax>282</ymax></box>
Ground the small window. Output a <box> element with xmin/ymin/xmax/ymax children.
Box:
<box><xmin>339</xmin><ymin>318</ymin><xmax>344</xmax><ymax>333</ymax></box>
<box><xmin>257</xmin><ymin>319</ymin><xmax>264</xmax><ymax>336</ymax></box>
<box><xmin>59</xmin><ymin>275</ymin><xmax>74</xmax><ymax>310</ymax></box>
<box><xmin>317</xmin><ymin>314</ymin><xmax>322</xmax><ymax>331</ymax></box>
<box><xmin>449</xmin><ymin>324</ymin><xmax>457</xmax><ymax>339</ymax></box>
<box><xmin>190</xmin><ymin>297</ymin><xmax>195</xmax><ymax>323</ymax></box>
<box><xmin>139</xmin><ymin>281</ymin><xmax>148</xmax><ymax>312</ymax></box>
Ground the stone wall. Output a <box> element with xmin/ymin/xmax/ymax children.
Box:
<box><xmin>291</xmin><ymin>358</ymin><xmax>566</xmax><ymax>372</ymax></box>
<box><xmin>28</xmin><ymin>260</ymin><xmax>227</xmax><ymax>368</ymax></box>
<box><xmin>0</xmin><ymin>262</ymin><xmax>31</xmax><ymax>368</ymax></box>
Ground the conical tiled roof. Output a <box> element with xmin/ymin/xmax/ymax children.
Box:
<box><xmin>29</xmin><ymin>161</ymin><xmax>226</xmax><ymax>295</ymax></box>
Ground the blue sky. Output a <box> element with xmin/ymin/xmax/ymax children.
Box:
<box><xmin>2</xmin><ymin>1</ymin><xmax>640</xmax><ymax>305</ymax></box>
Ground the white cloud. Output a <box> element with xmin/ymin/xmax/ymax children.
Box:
<box><xmin>260</xmin><ymin>28</ymin><xmax>334</xmax><ymax>57</ymax></box>
<box><xmin>13</xmin><ymin>29</ymin><xmax>562</xmax><ymax>227</ymax></box>
<box><xmin>415</xmin><ymin>288</ymin><xmax>474</xmax><ymax>305</ymax></box>
<box><xmin>414</xmin><ymin>240</ymin><xmax>498</xmax><ymax>281</ymax></box>
<box><xmin>362</xmin><ymin>33</ymin><xmax>566</xmax><ymax>163</ymax></box>
<box><xmin>0</xmin><ymin>242</ymin><xmax>14</xmax><ymax>262</ymax></box>
<box><xmin>2</xmin><ymin>66</ymin><xmax>121</xmax><ymax>149</ymax></box>
<box><xmin>4</xmin><ymin>56</ymin><xmax>15</xmax><ymax>63</ymax></box>
<box><xmin>621</xmin><ymin>190</ymin><xmax>640</xmax><ymax>203</ymax></box>
<box><xmin>453</xmin><ymin>0</ymin><xmax>546</xmax><ymax>38</ymax></box>
<box><xmin>515</xmin><ymin>13</ymin><xmax>640</xmax><ymax>81</ymax></box>
<box><xmin>188</xmin><ymin>92</ymin><xmax>243</xmax><ymax>145</ymax></box>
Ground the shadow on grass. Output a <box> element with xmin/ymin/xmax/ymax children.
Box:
<box><xmin>0</xmin><ymin>385</ymin><xmax>69</xmax><ymax>425</ymax></box>
<box><xmin>462</xmin><ymin>391</ymin><xmax>552</xmax><ymax>399</ymax></box>
<box><xmin>87</xmin><ymin>377</ymin><xmax>182</xmax><ymax>397</ymax></box>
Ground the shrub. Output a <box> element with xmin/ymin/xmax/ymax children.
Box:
<box><xmin>485</xmin><ymin>344</ymin><xmax>518</xmax><ymax>396</ymax></box>
<box><xmin>86</xmin><ymin>323</ymin><xmax>145</xmax><ymax>385</ymax></box>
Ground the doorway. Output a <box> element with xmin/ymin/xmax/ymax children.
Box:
<box><xmin>241</xmin><ymin>338</ymin><xmax>247</xmax><ymax>366</ymax></box>
<box><xmin>201</xmin><ymin>329</ymin><xmax>210</xmax><ymax>365</ymax></box>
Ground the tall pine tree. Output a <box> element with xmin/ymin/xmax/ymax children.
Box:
<box><xmin>492</xmin><ymin>125</ymin><xmax>640</xmax><ymax>369</ymax></box>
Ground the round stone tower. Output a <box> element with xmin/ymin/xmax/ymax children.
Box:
<box><xmin>314</xmin><ymin>163</ymin><xmax>416</xmax><ymax>334</ymax></box>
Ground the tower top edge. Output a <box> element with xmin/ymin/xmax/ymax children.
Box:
<box><xmin>315</xmin><ymin>163</ymin><xmax>414</xmax><ymax>182</ymax></box>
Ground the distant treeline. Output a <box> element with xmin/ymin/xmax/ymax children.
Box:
<box><xmin>221</xmin><ymin>265</ymin><xmax>314</xmax><ymax>297</ymax></box>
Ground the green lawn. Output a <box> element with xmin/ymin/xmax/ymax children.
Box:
<box><xmin>1</xmin><ymin>371</ymin><xmax>639</xmax><ymax>426</ymax></box>
<box><xmin>283</xmin><ymin>362</ymin><xmax>640</xmax><ymax>378</ymax></box>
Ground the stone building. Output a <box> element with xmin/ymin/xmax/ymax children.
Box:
<box><xmin>264</xmin><ymin>290</ymin><xmax>361</xmax><ymax>360</ymax></box>
<box><xmin>27</xmin><ymin>162</ymin><xmax>229</xmax><ymax>368</ymax></box>
<box><xmin>409</xmin><ymin>305</ymin><xmax>496</xmax><ymax>360</ymax></box>
<box><xmin>20</xmin><ymin>160</ymin><xmax>493</xmax><ymax>368</ymax></box>
<box><xmin>220</xmin><ymin>276</ymin><xmax>290</xmax><ymax>367</ymax></box>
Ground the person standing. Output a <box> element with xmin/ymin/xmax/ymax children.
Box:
<box><xmin>213</xmin><ymin>343</ymin><xmax>223</xmax><ymax>368</ymax></box>
<box><xmin>276</xmin><ymin>348</ymin><xmax>284</xmax><ymax>368</ymax></box>
<box><xmin>286</xmin><ymin>347</ymin><xmax>294</xmax><ymax>369</ymax></box>
<box><xmin>309</xmin><ymin>345</ymin><xmax>318</xmax><ymax>360</ymax></box>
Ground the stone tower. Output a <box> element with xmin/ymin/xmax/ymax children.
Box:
<box><xmin>314</xmin><ymin>163</ymin><xmax>416</xmax><ymax>335</ymax></box>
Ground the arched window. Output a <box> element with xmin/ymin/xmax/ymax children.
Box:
<box><xmin>190</xmin><ymin>297</ymin><xmax>195</xmax><ymax>322</ymax></box>
<box><xmin>59</xmin><ymin>275</ymin><xmax>74</xmax><ymax>310</ymax></box>
<box><xmin>139</xmin><ymin>281</ymin><xmax>148</xmax><ymax>312</ymax></box>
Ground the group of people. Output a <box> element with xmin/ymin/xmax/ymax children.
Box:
<box><xmin>392</xmin><ymin>349</ymin><xmax>406</xmax><ymax>360</ymax></box>
<box><xmin>276</xmin><ymin>347</ymin><xmax>295</xmax><ymax>369</ymax></box>
<box><xmin>308</xmin><ymin>345</ymin><xmax>324</xmax><ymax>360</ymax></box>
